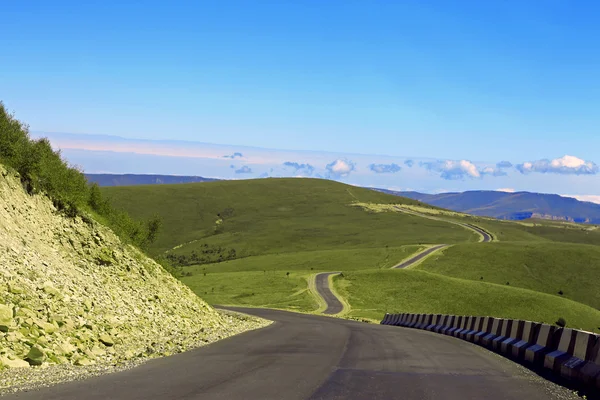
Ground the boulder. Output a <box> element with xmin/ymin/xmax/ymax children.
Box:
<box><xmin>25</xmin><ymin>345</ymin><xmax>45</xmax><ymax>366</ymax></box>
<box><xmin>99</xmin><ymin>333</ymin><xmax>115</xmax><ymax>347</ymax></box>
<box><xmin>0</xmin><ymin>356</ymin><xmax>29</xmax><ymax>369</ymax></box>
<box><xmin>0</xmin><ymin>303</ymin><xmax>13</xmax><ymax>332</ymax></box>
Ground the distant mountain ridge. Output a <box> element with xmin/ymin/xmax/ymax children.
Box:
<box><xmin>375</xmin><ymin>189</ymin><xmax>600</xmax><ymax>224</ymax></box>
<box><xmin>85</xmin><ymin>174</ymin><xmax>218</xmax><ymax>187</ymax></box>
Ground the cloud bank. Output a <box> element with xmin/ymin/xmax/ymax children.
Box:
<box><xmin>420</xmin><ymin>159</ymin><xmax>482</xmax><ymax>180</ymax></box>
<box><xmin>369</xmin><ymin>163</ymin><xmax>402</xmax><ymax>174</ymax></box>
<box><xmin>223</xmin><ymin>152</ymin><xmax>244</xmax><ymax>159</ymax></box>
<box><xmin>283</xmin><ymin>161</ymin><xmax>315</xmax><ymax>176</ymax></box>
<box><xmin>516</xmin><ymin>155</ymin><xmax>599</xmax><ymax>175</ymax></box>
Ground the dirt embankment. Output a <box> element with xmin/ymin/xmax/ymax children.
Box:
<box><xmin>0</xmin><ymin>165</ymin><xmax>269</xmax><ymax>391</ymax></box>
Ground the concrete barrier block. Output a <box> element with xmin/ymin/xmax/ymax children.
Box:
<box><xmin>491</xmin><ymin>319</ymin><xmax>513</xmax><ymax>351</ymax></box>
<box><xmin>381</xmin><ymin>313</ymin><xmax>391</xmax><ymax>325</ymax></box>
<box><xmin>415</xmin><ymin>314</ymin><xmax>428</xmax><ymax>329</ymax></box>
<box><xmin>525</xmin><ymin>324</ymin><xmax>556</xmax><ymax>366</ymax></box>
<box><xmin>417</xmin><ymin>314</ymin><xmax>433</xmax><ymax>330</ymax></box>
<box><xmin>561</xmin><ymin>332</ymin><xmax>599</xmax><ymax>382</ymax></box>
<box><xmin>440</xmin><ymin>316</ymin><xmax>456</xmax><ymax>335</ymax></box>
<box><xmin>473</xmin><ymin>317</ymin><xmax>493</xmax><ymax>344</ymax></box>
<box><xmin>407</xmin><ymin>314</ymin><xmax>420</xmax><ymax>328</ymax></box>
<box><xmin>481</xmin><ymin>318</ymin><xmax>503</xmax><ymax>348</ymax></box>
<box><xmin>426</xmin><ymin>315</ymin><xmax>442</xmax><ymax>331</ymax></box>
<box><xmin>465</xmin><ymin>317</ymin><xmax>485</xmax><ymax>342</ymax></box>
<box><xmin>446</xmin><ymin>316</ymin><xmax>463</xmax><ymax>336</ymax></box>
<box><xmin>399</xmin><ymin>313</ymin><xmax>410</xmax><ymax>326</ymax></box>
<box><xmin>455</xmin><ymin>316</ymin><xmax>471</xmax><ymax>339</ymax></box>
<box><xmin>544</xmin><ymin>328</ymin><xmax>573</xmax><ymax>372</ymax></box>
<box><xmin>500</xmin><ymin>320</ymin><xmax>524</xmax><ymax>355</ymax></box>
<box><xmin>511</xmin><ymin>322</ymin><xmax>537</xmax><ymax>360</ymax></box>
<box><xmin>432</xmin><ymin>315</ymin><xmax>448</xmax><ymax>333</ymax></box>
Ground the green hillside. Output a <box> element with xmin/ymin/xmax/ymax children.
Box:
<box><xmin>102</xmin><ymin>179</ymin><xmax>600</xmax><ymax>332</ymax></box>
<box><xmin>336</xmin><ymin>269</ymin><xmax>600</xmax><ymax>332</ymax></box>
<box><xmin>415</xmin><ymin>242</ymin><xmax>600</xmax><ymax>309</ymax></box>
<box><xmin>102</xmin><ymin>179</ymin><xmax>478</xmax><ymax>260</ymax></box>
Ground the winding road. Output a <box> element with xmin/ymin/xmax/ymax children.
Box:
<box><xmin>314</xmin><ymin>272</ymin><xmax>344</xmax><ymax>314</ymax></box>
<box><xmin>7</xmin><ymin>308</ymin><xmax>575</xmax><ymax>400</ymax></box>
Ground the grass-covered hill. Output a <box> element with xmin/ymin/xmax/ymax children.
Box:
<box><xmin>103</xmin><ymin>178</ymin><xmax>600</xmax><ymax>332</ymax></box>
<box><xmin>101</xmin><ymin>178</ymin><xmax>479</xmax><ymax>259</ymax></box>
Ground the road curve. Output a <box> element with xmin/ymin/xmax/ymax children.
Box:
<box><xmin>392</xmin><ymin>244</ymin><xmax>448</xmax><ymax>269</ymax></box>
<box><xmin>461</xmin><ymin>223</ymin><xmax>493</xmax><ymax>243</ymax></box>
<box><xmin>6</xmin><ymin>308</ymin><xmax>576</xmax><ymax>400</ymax></box>
<box><xmin>314</xmin><ymin>272</ymin><xmax>344</xmax><ymax>315</ymax></box>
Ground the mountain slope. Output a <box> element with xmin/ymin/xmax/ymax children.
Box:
<box><xmin>0</xmin><ymin>164</ymin><xmax>267</xmax><ymax>380</ymax></box>
<box><xmin>378</xmin><ymin>189</ymin><xmax>600</xmax><ymax>223</ymax></box>
<box><xmin>101</xmin><ymin>178</ymin><xmax>479</xmax><ymax>259</ymax></box>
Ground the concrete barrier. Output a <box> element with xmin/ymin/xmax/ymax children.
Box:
<box><xmin>491</xmin><ymin>319</ymin><xmax>513</xmax><ymax>351</ymax></box>
<box><xmin>432</xmin><ymin>315</ymin><xmax>449</xmax><ymax>333</ymax></box>
<box><xmin>454</xmin><ymin>316</ymin><xmax>472</xmax><ymax>338</ymax></box>
<box><xmin>464</xmin><ymin>317</ymin><xmax>485</xmax><ymax>342</ymax></box>
<box><xmin>473</xmin><ymin>317</ymin><xmax>493</xmax><ymax>344</ymax></box>
<box><xmin>411</xmin><ymin>314</ymin><xmax>425</xmax><ymax>329</ymax></box>
<box><xmin>381</xmin><ymin>313</ymin><xmax>391</xmax><ymax>325</ymax></box>
<box><xmin>511</xmin><ymin>321</ymin><xmax>537</xmax><ymax>361</ymax></box>
<box><xmin>576</xmin><ymin>334</ymin><xmax>600</xmax><ymax>387</ymax></box>
<box><xmin>406</xmin><ymin>314</ymin><xmax>418</xmax><ymax>328</ymax></box>
<box><xmin>558</xmin><ymin>331</ymin><xmax>599</xmax><ymax>381</ymax></box>
<box><xmin>440</xmin><ymin>316</ymin><xmax>456</xmax><ymax>335</ymax></box>
<box><xmin>500</xmin><ymin>320</ymin><xmax>523</xmax><ymax>354</ymax></box>
<box><xmin>544</xmin><ymin>328</ymin><xmax>575</xmax><ymax>373</ymax></box>
<box><xmin>446</xmin><ymin>316</ymin><xmax>463</xmax><ymax>336</ymax></box>
<box><xmin>524</xmin><ymin>324</ymin><xmax>557</xmax><ymax>366</ymax></box>
<box><xmin>426</xmin><ymin>315</ymin><xmax>442</xmax><ymax>331</ymax></box>
<box><xmin>380</xmin><ymin>312</ymin><xmax>600</xmax><ymax>392</ymax></box>
<box><xmin>481</xmin><ymin>318</ymin><xmax>503</xmax><ymax>348</ymax></box>
<box><xmin>416</xmin><ymin>314</ymin><xmax>432</xmax><ymax>330</ymax></box>
<box><xmin>395</xmin><ymin>314</ymin><xmax>406</xmax><ymax>326</ymax></box>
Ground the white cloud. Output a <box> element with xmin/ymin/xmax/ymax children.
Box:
<box><xmin>420</xmin><ymin>159</ymin><xmax>481</xmax><ymax>180</ymax></box>
<box><xmin>497</xmin><ymin>188</ymin><xmax>516</xmax><ymax>193</ymax></box>
<box><xmin>562</xmin><ymin>194</ymin><xmax>600</xmax><ymax>205</ymax></box>
<box><xmin>516</xmin><ymin>155</ymin><xmax>599</xmax><ymax>175</ymax></box>
<box><xmin>326</xmin><ymin>159</ymin><xmax>356</xmax><ymax>178</ymax></box>
<box><xmin>369</xmin><ymin>163</ymin><xmax>402</xmax><ymax>174</ymax></box>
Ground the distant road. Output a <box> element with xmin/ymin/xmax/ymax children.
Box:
<box><xmin>392</xmin><ymin>244</ymin><xmax>449</xmax><ymax>269</ymax></box>
<box><xmin>6</xmin><ymin>308</ymin><xmax>574</xmax><ymax>400</ymax></box>
<box><xmin>394</xmin><ymin>206</ymin><xmax>494</xmax><ymax>243</ymax></box>
<box><xmin>314</xmin><ymin>272</ymin><xmax>344</xmax><ymax>314</ymax></box>
<box><xmin>461</xmin><ymin>223</ymin><xmax>493</xmax><ymax>243</ymax></box>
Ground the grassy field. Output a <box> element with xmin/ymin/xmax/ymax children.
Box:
<box><xmin>181</xmin><ymin>245</ymin><xmax>424</xmax><ymax>274</ymax></box>
<box><xmin>102</xmin><ymin>178</ymin><xmax>477</xmax><ymax>259</ymax></box>
<box><xmin>415</xmin><ymin>242</ymin><xmax>600</xmax><ymax>309</ymax></box>
<box><xmin>181</xmin><ymin>270</ymin><xmax>317</xmax><ymax>311</ymax></box>
<box><xmin>103</xmin><ymin>178</ymin><xmax>600</xmax><ymax>329</ymax></box>
<box><xmin>335</xmin><ymin>269</ymin><xmax>600</xmax><ymax>332</ymax></box>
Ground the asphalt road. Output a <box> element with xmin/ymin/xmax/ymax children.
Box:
<box><xmin>392</xmin><ymin>244</ymin><xmax>448</xmax><ymax>269</ymax></box>
<box><xmin>461</xmin><ymin>223</ymin><xmax>493</xmax><ymax>243</ymax></box>
<box><xmin>7</xmin><ymin>308</ymin><xmax>575</xmax><ymax>400</ymax></box>
<box><xmin>314</xmin><ymin>272</ymin><xmax>343</xmax><ymax>314</ymax></box>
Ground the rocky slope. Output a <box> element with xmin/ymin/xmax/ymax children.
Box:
<box><xmin>0</xmin><ymin>164</ymin><xmax>269</xmax><ymax>389</ymax></box>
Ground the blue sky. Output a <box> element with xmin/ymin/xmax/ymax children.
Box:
<box><xmin>2</xmin><ymin>1</ymin><xmax>600</xmax><ymax>199</ymax></box>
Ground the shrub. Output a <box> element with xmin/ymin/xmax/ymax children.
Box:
<box><xmin>0</xmin><ymin>102</ymin><xmax>163</xmax><ymax>257</ymax></box>
<box><xmin>556</xmin><ymin>317</ymin><xmax>566</xmax><ymax>328</ymax></box>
